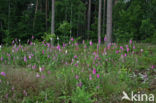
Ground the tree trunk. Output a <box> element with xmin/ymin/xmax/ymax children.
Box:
<box><xmin>102</xmin><ymin>0</ymin><xmax>106</xmax><ymax>35</ymax></box>
<box><xmin>33</xmin><ymin>0</ymin><xmax>38</xmax><ymax>31</ymax></box>
<box><xmin>106</xmin><ymin>0</ymin><xmax>112</xmax><ymax>44</ymax></box>
<box><xmin>98</xmin><ymin>0</ymin><xmax>102</xmax><ymax>46</ymax></box>
<box><xmin>51</xmin><ymin>0</ymin><xmax>55</xmax><ymax>34</ymax></box>
<box><xmin>87</xmin><ymin>0</ymin><xmax>91</xmax><ymax>39</ymax></box>
<box><xmin>8</xmin><ymin>0</ymin><xmax>10</xmax><ymax>31</ymax></box>
<box><xmin>70</xmin><ymin>3</ymin><xmax>72</xmax><ymax>38</ymax></box>
<box><xmin>114</xmin><ymin>0</ymin><xmax>118</xmax><ymax>5</ymax></box>
<box><xmin>45</xmin><ymin>0</ymin><xmax>48</xmax><ymax>31</ymax></box>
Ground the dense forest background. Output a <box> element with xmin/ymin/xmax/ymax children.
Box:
<box><xmin>0</xmin><ymin>0</ymin><xmax>156</xmax><ymax>44</ymax></box>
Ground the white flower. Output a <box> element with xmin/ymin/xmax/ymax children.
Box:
<box><xmin>50</xmin><ymin>38</ymin><xmax>53</xmax><ymax>41</ymax></box>
<box><xmin>57</xmin><ymin>36</ymin><xmax>59</xmax><ymax>40</ymax></box>
<box><xmin>65</xmin><ymin>50</ymin><xmax>68</xmax><ymax>54</ymax></box>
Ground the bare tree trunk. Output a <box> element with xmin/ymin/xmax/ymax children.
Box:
<box><xmin>102</xmin><ymin>0</ymin><xmax>106</xmax><ymax>35</ymax></box>
<box><xmin>8</xmin><ymin>0</ymin><xmax>10</xmax><ymax>31</ymax></box>
<box><xmin>45</xmin><ymin>0</ymin><xmax>48</xmax><ymax>31</ymax></box>
<box><xmin>114</xmin><ymin>0</ymin><xmax>118</xmax><ymax>5</ymax></box>
<box><xmin>106</xmin><ymin>0</ymin><xmax>112</xmax><ymax>44</ymax></box>
<box><xmin>33</xmin><ymin>0</ymin><xmax>38</xmax><ymax>31</ymax></box>
<box><xmin>70</xmin><ymin>3</ymin><xmax>72</xmax><ymax>38</ymax></box>
<box><xmin>98</xmin><ymin>0</ymin><xmax>102</xmax><ymax>46</ymax></box>
<box><xmin>51</xmin><ymin>0</ymin><xmax>55</xmax><ymax>34</ymax></box>
<box><xmin>87</xmin><ymin>0</ymin><xmax>91</xmax><ymax>39</ymax></box>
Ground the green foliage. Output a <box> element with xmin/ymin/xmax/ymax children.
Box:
<box><xmin>58</xmin><ymin>21</ymin><xmax>71</xmax><ymax>36</ymax></box>
<box><xmin>42</xmin><ymin>33</ymin><xmax>56</xmax><ymax>42</ymax></box>
<box><xmin>113</xmin><ymin>0</ymin><xmax>156</xmax><ymax>43</ymax></box>
<box><xmin>71</xmin><ymin>87</ymin><xmax>94</xmax><ymax>103</ymax></box>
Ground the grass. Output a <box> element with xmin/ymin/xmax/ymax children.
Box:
<box><xmin>0</xmin><ymin>40</ymin><xmax>156</xmax><ymax>103</ymax></box>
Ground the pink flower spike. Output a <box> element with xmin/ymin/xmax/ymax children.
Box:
<box><xmin>75</xmin><ymin>75</ymin><xmax>79</xmax><ymax>79</ymax></box>
<box><xmin>89</xmin><ymin>41</ymin><xmax>92</xmax><ymax>46</ymax></box>
<box><xmin>104</xmin><ymin>36</ymin><xmax>107</xmax><ymax>41</ymax></box>
<box><xmin>151</xmin><ymin>65</ymin><xmax>155</xmax><ymax>69</ymax></box>
<box><xmin>0</xmin><ymin>57</ymin><xmax>3</xmax><ymax>61</ymax></box>
<box><xmin>116</xmin><ymin>50</ymin><xmax>119</xmax><ymax>54</ymax></box>
<box><xmin>120</xmin><ymin>46</ymin><xmax>124</xmax><ymax>51</ymax></box>
<box><xmin>70</xmin><ymin>37</ymin><xmax>74</xmax><ymax>41</ymax></box>
<box><xmin>129</xmin><ymin>40</ymin><xmax>132</xmax><ymax>44</ymax></box>
<box><xmin>24</xmin><ymin>56</ymin><xmax>27</xmax><ymax>62</ymax></box>
<box><xmin>42</xmin><ymin>50</ymin><xmax>44</xmax><ymax>54</ymax></box>
<box><xmin>74</xmin><ymin>55</ymin><xmax>77</xmax><ymax>59</ymax></box>
<box><xmin>29</xmin><ymin>55</ymin><xmax>31</xmax><ymax>59</ymax></box>
<box><xmin>127</xmin><ymin>48</ymin><xmax>129</xmax><ymax>52</ymax></box>
<box><xmin>124</xmin><ymin>53</ymin><xmax>127</xmax><ymax>57</ymax></box>
<box><xmin>36</xmin><ymin>73</ymin><xmax>40</xmax><ymax>78</ymax></box>
<box><xmin>1</xmin><ymin>72</ymin><xmax>6</xmax><ymax>76</ymax></box>
<box><xmin>89</xmin><ymin>74</ymin><xmax>92</xmax><ymax>80</ymax></box>
<box><xmin>57</xmin><ymin>45</ymin><xmax>60</xmax><ymax>50</ymax></box>
<box><xmin>126</xmin><ymin>45</ymin><xmax>128</xmax><ymax>48</ymax></box>
<box><xmin>97</xmin><ymin>74</ymin><xmax>100</xmax><ymax>78</ymax></box>
<box><xmin>93</xmin><ymin>68</ymin><xmax>96</xmax><ymax>74</ymax></box>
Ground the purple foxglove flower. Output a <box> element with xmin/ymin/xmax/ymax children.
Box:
<box><xmin>1</xmin><ymin>72</ymin><xmax>6</xmax><ymax>76</ymax></box>
<box><xmin>93</xmin><ymin>68</ymin><xmax>96</xmax><ymax>74</ymax></box>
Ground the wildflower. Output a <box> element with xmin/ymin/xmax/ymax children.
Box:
<box><xmin>75</xmin><ymin>43</ymin><xmax>78</xmax><ymax>46</ymax></box>
<box><xmin>63</xmin><ymin>43</ymin><xmax>66</xmax><ymax>47</ymax></box>
<box><xmin>24</xmin><ymin>56</ymin><xmax>27</xmax><ymax>62</ymax></box>
<box><xmin>77</xmin><ymin>81</ymin><xmax>82</xmax><ymax>87</ymax></box>
<box><xmin>36</xmin><ymin>73</ymin><xmax>40</xmax><ymax>78</ymax></box>
<box><xmin>0</xmin><ymin>56</ymin><xmax>3</xmax><ymax>61</ymax></box>
<box><xmin>39</xmin><ymin>67</ymin><xmax>44</xmax><ymax>72</ymax></box>
<box><xmin>133</xmin><ymin>46</ymin><xmax>135</xmax><ymax>49</ymax></box>
<box><xmin>5</xmin><ymin>94</ymin><xmax>8</xmax><ymax>99</ymax></box>
<box><xmin>74</xmin><ymin>55</ymin><xmax>77</xmax><ymax>59</ymax></box>
<box><xmin>32</xmin><ymin>35</ymin><xmax>34</xmax><ymax>39</ymax></box>
<box><xmin>42</xmin><ymin>50</ymin><xmax>44</xmax><ymax>54</ymax></box>
<box><xmin>104</xmin><ymin>36</ymin><xmax>107</xmax><ymax>41</ymax></box>
<box><xmin>32</xmin><ymin>65</ymin><xmax>36</xmax><ymax>69</ymax></box>
<box><xmin>89</xmin><ymin>41</ymin><xmax>92</xmax><ymax>46</ymax></box>
<box><xmin>1</xmin><ymin>72</ymin><xmax>6</xmax><ymax>76</ymax></box>
<box><xmin>140</xmin><ymin>49</ymin><xmax>143</xmax><ymax>52</ymax></box>
<box><xmin>97</xmin><ymin>74</ymin><xmax>100</xmax><ymax>78</ymax></box>
<box><xmin>75</xmin><ymin>75</ymin><xmax>79</xmax><ymax>79</ymax></box>
<box><xmin>70</xmin><ymin>37</ymin><xmax>74</xmax><ymax>41</ymax></box>
<box><xmin>89</xmin><ymin>74</ymin><xmax>92</xmax><ymax>80</ymax></box>
<box><xmin>65</xmin><ymin>50</ymin><xmax>68</xmax><ymax>54</ymax></box>
<box><xmin>23</xmin><ymin>90</ymin><xmax>27</xmax><ymax>96</ymax></box>
<box><xmin>98</xmin><ymin>39</ymin><xmax>101</xmax><ymax>44</ymax></box>
<box><xmin>29</xmin><ymin>55</ymin><xmax>31</xmax><ymax>59</ymax></box>
<box><xmin>120</xmin><ymin>46</ymin><xmax>124</xmax><ymax>51</ymax></box>
<box><xmin>124</xmin><ymin>53</ymin><xmax>127</xmax><ymax>57</ymax></box>
<box><xmin>96</xmin><ymin>86</ymin><xmax>100</xmax><ymax>89</ymax></box>
<box><xmin>57</xmin><ymin>45</ymin><xmax>60</xmax><ymax>50</ymax></box>
<box><xmin>129</xmin><ymin>40</ymin><xmax>132</xmax><ymax>44</ymax></box>
<box><xmin>41</xmin><ymin>75</ymin><xmax>45</xmax><ymax>79</ymax></box>
<box><xmin>12</xmin><ymin>87</ymin><xmax>15</xmax><ymax>91</ymax></box>
<box><xmin>127</xmin><ymin>48</ymin><xmax>129</xmax><ymax>52</ymax></box>
<box><xmin>116</xmin><ymin>50</ymin><xmax>119</xmax><ymax>54</ymax></box>
<box><xmin>75</xmin><ymin>63</ymin><xmax>78</xmax><ymax>67</ymax></box>
<box><xmin>57</xmin><ymin>36</ymin><xmax>59</xmax><ymax>40</ymax></box>
<box><xmin>93</xmin><ymin>68</ymin><xmax>96</xmax><ymax>74</ymax></box>
<box><xmin>151</xmin><ymin>65</ymin><xmax>155</xmax><ymax>69</ymax></box>
<box><xmin>126</xmin><ymin>45</ymin><xmax>128</xmax><ymax>48</ymax></box>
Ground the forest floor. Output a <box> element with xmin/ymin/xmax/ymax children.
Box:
<box><xmin>0</xmin><ymin>42</ymin><xmax>156</xmax><ymax>103</ymax></box>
